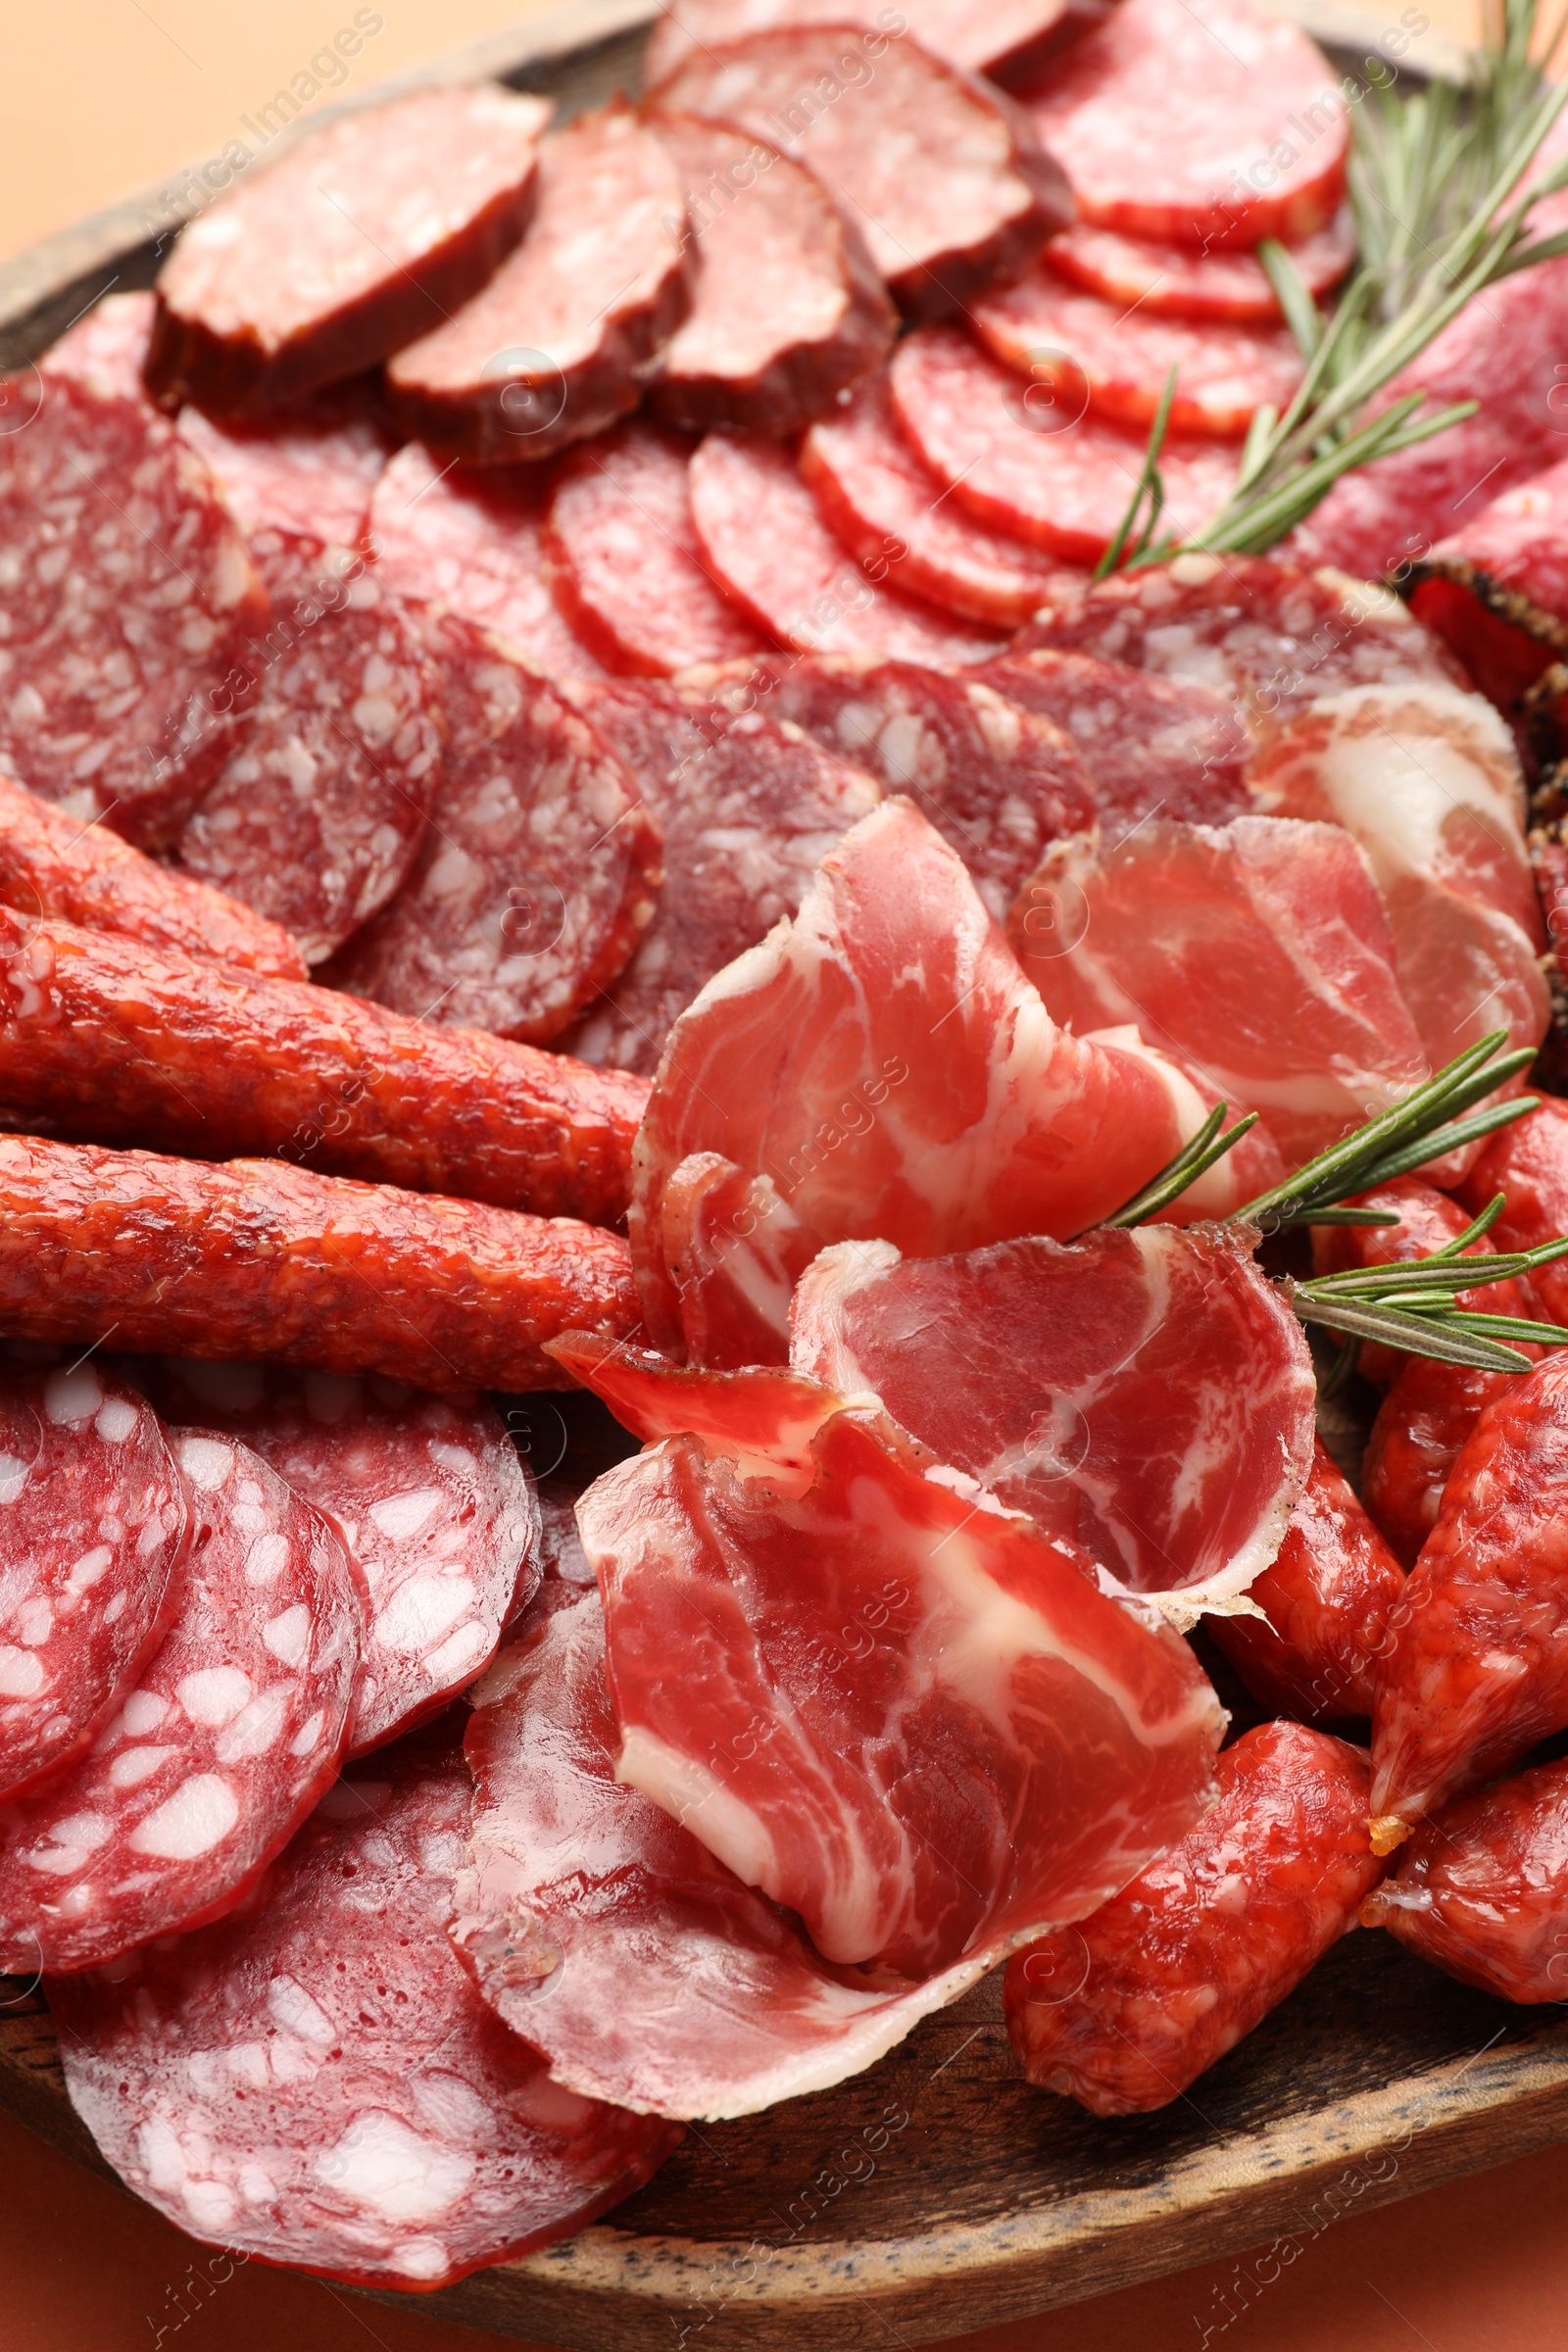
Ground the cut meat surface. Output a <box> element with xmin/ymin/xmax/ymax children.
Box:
<box><xmin>630</xmin><ymin>798</ymin><xmax>1272</xmax><ymax>1361</ymax></box>
<box><xmin>1014</xmin><ymin>815</ymin><xmax>1431</xmax><ymax>1166</ymax></box>
<box><xmin>0</xmin><ymin>1136</ymin><xmax>642</xmax><ymax>1396</ymax></box>
<box><xmin>581</xmin><ymin>1399</ymin><xmax>1223</xmax><ymax>1978</ymax></box>
<box><xmin>176</xmin><ymin>385</ymin><xmax>392</xmax><ymax>551</ymax></box>
<box><xmin>40</xmin><ymin>289</ymin><xmax>157</xmax><ymax>405</ymax></box>
<box><xmin>51</xmin><ymin>1740</ymin><xmax>681</xmax><ymax>2287</ymax></box>
<box><xmin>128</xmin><ymin>1362</ymin><xmax>540</xmax><ymax>1754</ymax></box>
<box><xmin>1409</xmin><ymin>456</ymin><xmax>1568</xmax><ymax>709</ymax></box>
<box><xmin>0</xmin><ymin>769</ymin><xmax>306</xmax><ymax>980</ymax></box>
<box><xmin>1025</xmin><ymin>0</ymin><xmax>1348</xmax><ymax>249</ymax></box>
<box><xmin>1311</xmin><ymin>1176</ymin><xmax>1534</xmax><ymax>1391</ymax></box>
<box><xmin>0</xmin><ymin>1430</ymin><xmax>363</xmax><ymax>1972</ymax></box>
<box><xmin>644</xmin><ymin>113</ymin><xmax>895</xmax><ymax>437</ymax></box>
<box><xmin>147</xmin><ymin>86</ymin><xmax>553</xmax><ymax>417</ymax></box>
<box><xmin>324</xmin><ymin>612</ymin><xmax>663</xmax><ymax>1043</ymax></box>
<box><xmin>643</xmin><ymin>0</ymin><xmax>1102</xmax><ymax>87</ymax></box>
<box><xmin>971</xmin><ymin>273</ymin><xmax>1303</xmax><ymax>437</ymax></box>
<box><xmin>1364</xmin><ymin>1756</ymin><xmax>1568</xmax><ymax>2004</ymax></box>
<box><xmin>368</xmin><ymin>441</ymin><xmax>604</xmax><ymax>678</ymax></box>
<box><xmin>0</xmin><ymin>1361</ymin><xmax>190</xmax><ymax>1805</ymax></box>
<box><xmin>649</xmin><ymin>25</ymin><xmax>1070</xmax><ymax>320</ymax></box>
<box><xmin>1459</xmin><ymin>1098</ymin><xmax>1568</xmax><ymax>1330</ymax></box>
<box><xmin>555</xmin><ymin>677</ymin><xmax>880</xmax><ymax>1075</ymax></box>
<box><xmin>971</xmin><ymin>650</ymin><xmax>1252</xmax><ymax>830</ymax></box>
<box><xmin>386</xmin><ymin>108</ymin><xmax>690</xmax><ymax>468</ymax></box>
<box><xmin>0</xmin><ymin>372</ymin><xmax>265</xmax><ymax>843</ymax></box>
<box><xmin>674</xmin><ymin>651</ymin><xmax>1094</xmax><ymax>919</ymax></box>
<box><xmin>1042</xmin><ymin>212</ymin><xmax>1355</xmax><ymax>323</ymax></box>
<box><xmin>544</xmin><ymin>421</ymin><xmax>765</xmax><ymax>674</ymax></box>
<box><xmin>890</xmin><ymin>326</ymin><xmax>1237</xmax><ymax>564</ymax></box>
<box><xmin>789</xmin><ymin>1224</ymin><xmax>1315</xmax><ymax>1615</ymax></box>
<box><xmin>1005</xmin><ymin>1723</ymin><xmax>1382</xmax><ymax>2116</ymax></box>
<box><xmin>799</xmin><ymin>373</ymin><xmax>1079</xmax><ymax>629</ymax></box>
<box><xmin>177</xmin><ymin>539</ymin><xmax>442</xmax><ymax>962</ymax></box>
<box><xmin>688</xmin><ymin>429</ymin><xmax>1003</xmax><ymax>661</ymax></box>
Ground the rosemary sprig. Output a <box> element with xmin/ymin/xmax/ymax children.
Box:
<box><xmin>1102</xmin><ymin>1103</ymin><xmax>1258</xmax><ymax>1226</ymax></box>
<box><xmin>1291</xmin><ymin>1231</ymin><xmax>1568</xmax><ymax>1370</ymax></box>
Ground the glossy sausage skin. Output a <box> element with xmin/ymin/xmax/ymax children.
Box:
<box><xmin>0</xmin><ymin>1134</ymin><xmax>640</xmax><ymax>1393</ymax></box>
<box><xmin>1362</xmin><ymin>1356</ymin><xmax>1517</xmax><ymax>1566</ymax></box>
<box><xmin>0</xmin><ymin>906</ymin><xmax>648</xmax><ymax>1226</ymax></box>
<box><xmin>1365</xmin><ymin>1755</ymin><xmax>1568</xmax><ymax>2002</ymax></box>
<box><xmin>1004</xmin><ymin>1721</ymin><xmax>1384</xmax><ymax>2115</ymax></box>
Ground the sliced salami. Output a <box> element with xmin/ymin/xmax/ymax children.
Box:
<box><xmin>648</xmin><ymin>24</ymin><xmax>1070</xmax><ymax>318</ymax></box>
<box><xmin>0</xmin><ymin>1430</ymin><xmax>363</xmax><ymax>1973</ymax></box>
<box><xmin>643</xmin><ymin>113</ymin><xmax>895</xmax><ymax>437</ymax></box>
<box><xmin>40</xmin><ymin>289</ymin><xmax>157</xmax><ymax>405</ymax></box>
<box><xmin>0</xmin><ymin>372</ymin><xmax>265</xmax><ymax>844</ymax></box>
<box><xmin>50</xmin><ymin>1740</ymin><xmax>681</xmax><ymax>2287</ymax></box>
<box><xmin>176</xmin><ymin>383</ymin><xmax>393</xmax><ymax>553</ymax></box>
<box><xmin>128</xmin><ymin>1361</ymin><xmax>540</xmax><ymax>1755</ymax></box>
<box><xmin>1043</xmin><ymin>211</ymin><xmax>1356</xmax><ymax>324</ymax></box>
<box><xmin>324</xmin><ymin>612</ymin><xmax>662</xmax><ymax>1041</ymax></box>
<box><xmin>800</xmin><ymin>373</ymin><xmax>1080</xmax><ymax>628</ymax></box>
<box><xmin>386</xmin><ymin>107</ymin><xmax>690</xmax><ymax>468</ymax></box>
<box><xmin>368</xmin><ymin>440</ymin><xmax>603</xmax><ymax>678</ymax></box>
<box><xmin>556</xmin><ymin>678</ymin><xmax>879</xmax><ymax>1073</ymax></box>
<box><xmin>644</xmin><ymin>0</ymin><xmax>1103</xmax><ymax>88</ymax></box>
<box><xmin>675</xmin><ymin>651</ymin><xmax>1093</xmax><ymax>917</ymax></box>
<box><xmin>971</xmin><ymin>272</ymin><xmax>1303</xmax><ymax>438</ymax></box>
<box><xmin>688</xmin><ymin>428</ymin><xmax>1004</xmax><ymax>662</ymax></box>
<box><xmin>544</xmin><ymin>420</ymin><xmax>765</xmax><ymax>675</ymax></box>
<box><xmin>1025</xmin><ymin>0</ymin><xmax>1348</xmax><ymax>249</ymax></box>
<box><xmin>176</xmin><ymin>540</ymin><xmax>442</xmax><ymax>963</ymax></box>
<box><xmin>889</xmin><ymin>325</ymin><xmax>1237</xmax><ymax>564</ymax></box>
<box><xmin>0</xmin><ymin>1361</ymin><xmax>190</xmax><ymax>1805</ymax></box>
<box><xmin>147</xmin><ymin>87</ymin><xmax>553</xmax><ymax>417</ymax></box>
<box><xmin>972</xmin><ymin>649</ymin><xmax>1252</xmax><ymax>829</ymax></box>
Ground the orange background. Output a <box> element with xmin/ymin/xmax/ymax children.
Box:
<box><xmin>3</xmin><ymin>3</ymin><xmax>1561</xmax><ymax>2349</ymax></box>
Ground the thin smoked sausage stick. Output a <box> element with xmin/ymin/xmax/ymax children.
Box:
<box><xmin>0</xmin><ymin>1135</ymin><xmax>641</xmax><ymax>1394</ymax></box>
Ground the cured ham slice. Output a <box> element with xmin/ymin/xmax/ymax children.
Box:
<box><xmin>578</xmin><ymin>1401</ymin><xmax>1223</xmax><ymax>1976</ymax></box>
<box><xmin>1012</xmin><ymin>815</ymin><xmax>1430</xmax><ymax>1167</ymax></box>
<box><xmin>788</xmin><ymin>1225</ymin><xmax>1315</xmax><ymax>1617</ymax></box>
<box><xmin>630</xmin><ymin>799</ymin><xmax>1277</xmax><ymax>1361</ymax></box>
<box><xmin>544</xmin><ymin>1334</ymin><xmax>854</xmax><ymax>1494</ymax></box>
<box><xmin>1250</xmin><ymin>684</ymin><xmax>1547</xmax><ymax>1078</ymax></box>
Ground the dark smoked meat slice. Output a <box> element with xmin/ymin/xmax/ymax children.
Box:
<box><xmin>146</xmin><ymin>86</ymin><xmax>553</xmax><ymax>417</ymax></box>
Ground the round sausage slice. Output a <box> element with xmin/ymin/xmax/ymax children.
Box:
<box><xmin>1044</xmin><ymin>211</ymin><xmax>1356</xmax><ymax>324</ymax></box>
<box><xmin>644</xmin><ymin>0</ymin><xmax>1105</xmax><ymax>88</ymax></box>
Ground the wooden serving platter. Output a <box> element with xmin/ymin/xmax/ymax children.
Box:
<box><xmin>0</xmin><ymin>4</ymin><xmax>1558</xmax><ymax>2346</ymax></box>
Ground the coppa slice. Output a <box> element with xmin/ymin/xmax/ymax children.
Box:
<box><xmin>1013</xmin><ymin>816</ymin><xmax>1431</xmax><ymax>1166</ymax></box>
<box><xmin>324</xmin><ymin>612</ymin><xmax>663</xmax><ymax>1043</ymax></box>
<box><xmin>674</xmin><ymin>652</ymin><xmax>1094</xmax><ymax>918</ymax></box>
<box><xmin>544</xmin><ymin>421</ymin><xmax>765</xmax><ymax>674</ymax></box>
<box><xmin>0</xmin><ymin>1430</ymin><xmax>363</xmax><ymax>1972</ymax></box>
<box><xmin>890</xmin><ymin>326</ymin><xmax>1237</xmax><ymax>564</ymax></box>
<box><xmin>51</xmin><ymin>1739</ymin><xmax>681</xmax><ymax>2287</ymax></box>
<box><xmin>1025</xmin><ymin>0</ymin><xmax>1348</xmax><ymax>249</ymax></box>
<box><xmin>799</xmin><ymin>373</ymin><xmax>1079</xmax><ymax>629</ymax></box>
<box><xmin>0</xmin><ymin>1362</ymin><xmax>190</xmax><ymax>1805</ymax></box>
<box><xmin>650</xmin><ymin>26</ymin><xmax>1070</xmax><ymax>320</ymax></box>
<box><xmin>789</xmin><ymin>1225</ymin><xmax>1315</xmax><ymax>1616</ymax></box>
<box><xmin>368</xmin><ymin>441</ymin><xmax>604</xmax><ymax>678</ymax></box>
<box><xmin>128</xmin><ymin>1361</ymin><xmax>540</xmax><ymax>1754</ymax></box>
<box><xmin>644</xmin><ymin>113</ymin><xmax>894</xmax><ymax>437</ymax></box>
<box><xmin>147</xmin><ymin>86</ymin><xmax>553</xmax><ymax>416</ymax></box>
<box><xmin>176</xmin><ymin>384</ymin><xmax>393</xmax><ymax>552</ymax></box>
<box><xmin>971</xmin><ymin>273</ymin><xmax>1303</xmax><ymax>437</ymax></box>
<box><xmin>972</xmin><ymin>650</ymin><xmax>1251</xmax><ymax>831</ymax></box>
<box><xmin>643</xmin><ymin>0</ymin><xmax>1102</xmax><ymax>88</ymax></box>
<box><xmin>555</xmin><ymin>679</ymin><xmax>880</xmax><ymax>1074</ymax></box>
<box><xmin>581</xmin><ymin>1401</ymin><xmax>1224</xmax><ymax>1978</ymax></box>
<box><xmin>630</xmin><ymin>798</ymin><xmax>1274</xmax><ymax>1361</ymax></box>
<box><xmin>1042</xmin><ymin>212</ymin><xmax>1356</xmax><ymax>324</ymax></box>
<box><xmin>688</xmin><ymin>429</ymin><xmax>1003</xmax><ymax>662</ymax></box>
<box><xmin>386</xmin><ymin>107</ymin><xmax>690</xmax><ymax>467</ymax></box>
<box><xmin>0</xmin><ymin>373</ymin><xmax>265</xmax><ymax>843</ymax></box>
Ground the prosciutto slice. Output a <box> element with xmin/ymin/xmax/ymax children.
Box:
<box><xmin>631</xmin><ymin>797</ymin><xmax>1282</xmax><ymax>1362</ymax></box>
<box><xmin>578</xmin><ymin>1402</ymin><xmax>1224</xmax><ymax>1978</ymax></box>
<box><xmin>1013</xmin><ymin>815</ymin><xmax>1430</xmax><ymax>1167</ymax></box>
<box><xmin>788</xmin><ymin>1225</ymin><xmax>1316</xmax><ymax>1617</ymax></box>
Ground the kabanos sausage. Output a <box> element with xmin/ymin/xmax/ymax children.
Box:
<box><xmin>0</xmin><ymin>1135</ymin><xmax>640</xmax><ymax>1394</ymax></box>
<box><xmin>1363</xmin><ymin>1755</ymin><xmax>1568</xmax><ymax>2003</ymax></box>
<box><xmin>0</xmin><ymin>906</ymin><xmax>647</xmax><ymax>1227</ymax></box>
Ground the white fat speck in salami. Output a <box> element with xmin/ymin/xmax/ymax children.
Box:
<box><xmin>0</xmin><ymin>373</ymin><xmax>265</xmax><ymax>845</ymax></box>
<box><xmin>0</xmin><ymin>1431</ymin><xmax>363</xmax><ymax>1971</ymax></box>
<box><xmin>47</xmin><ymin>1740</ymin><xmax>681</xmax><ymax>2289</ymax></box>
<box><xmin>323</xmin><ymin>612</ymin><xmax>662</xmax><ymax>1042</ymax></box>
<box><xmin>127</xmin><ymin>1363</ymin><xmax>540</xmax><ymax>1754</ymax></box>
<box><xmin>0</xmin><ymin>1364</ymin><xmax>190</xmax><ymax>1805</ymax></box>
